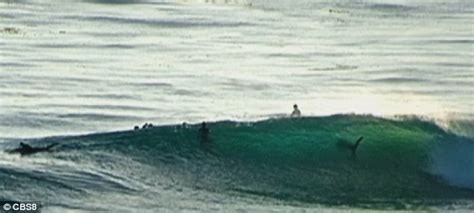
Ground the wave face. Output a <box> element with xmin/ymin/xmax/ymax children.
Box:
<box><xmin>1</xmin><ymin>115</ymin><xmax>473</xmax><ymax>211</ymax></box>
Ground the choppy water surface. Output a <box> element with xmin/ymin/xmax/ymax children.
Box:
<box><xmin>1</xmin><ymin>0</ymin><xmax>473</xmax><ymax>137</ymax></box>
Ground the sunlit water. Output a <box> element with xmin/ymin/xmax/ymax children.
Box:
<box><xmin>1</xmin><ymin>0</ymin><xmax>473</xmax><ymax>138</ymax></box>
<box><xmin>1</xmin><ymin>1</ymin><xmax>474</xmax><ymax>212</ymax></box>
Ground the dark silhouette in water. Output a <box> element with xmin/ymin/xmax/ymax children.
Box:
<box><xmin>199</xmin><ymin>122</ymin><xmax>209</xmax><ymax>143</ymax></box>
<box><xmin>141</xmin><ymin>123</ymin><xmax>153</xmax><ymax>129</ymax></box>
<box><xmin>134</xmin><ymin>126</ymin><xmax>139</xmax><ymax>130</ymax></box>
<box><xmin>20</xmin><ymin>142</ymin><xmax>31</xmax><ymax>149</ymax></box>
<box><xmin>351</xmin><ymin>136</ymin><xmax>364</xmax><ymax>154</ymax></box>
<box><xmin>7</xmin><ymin>142</ymin><xmax>59</xmax><ymax>156</ymax></box>
<box><xmin>291</xmin><ymin>104</ymin><xmax>301</xmax><ymax>117</ymax></box>
<box><xmin>175</xmin><ymin>122</ymin><xmax>188</xmax><ymax>132</ymax></box>
<box><xmin>337</xmin><ymin>136</ymin><xmax>364</xmax><ymax>158</ymax></box>
<box><xmin>197</xmin><ymin>121</ymin><xmax>218</xmax><ymax>156</ymax></box>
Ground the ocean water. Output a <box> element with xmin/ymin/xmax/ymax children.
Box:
<box><xmin>1</xmin><ymin>0</ymin><xmax>473</xmax><ymax>212</ymax></box>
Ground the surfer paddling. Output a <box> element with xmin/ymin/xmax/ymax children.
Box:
<box><xmin>7</xmin><ymin>142</ymin><xmax>59</xmax><ymax>156</ymax></box>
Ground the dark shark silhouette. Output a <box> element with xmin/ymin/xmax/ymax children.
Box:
<box><xmin>336</xmin><ymin>136</ymin><xmax>364</xmax><ymax>158</ymax></box>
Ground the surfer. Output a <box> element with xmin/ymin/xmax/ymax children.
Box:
<box><xmin>7</xmin><ymin>142</ymin><xmax>59</xmax><ymax>156</ymax></box>
<box><xmin>291</xmin><ymin>104</ymin><xmax>301</xmax><ymax>117</ymax></box>
<box><xmin>198</xmin><ymin>122</ymin><xmax>209</xmax><ymax>143</ymax></box>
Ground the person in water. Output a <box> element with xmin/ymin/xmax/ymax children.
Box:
<box><xmin>291</xmin><ymin>104</ymin><xmax>301</xmax><ymax>117</ymax></box>
<box><xmin>198</xmin><ymin>122</ymin><xmax>209</xmax><ymax>143</ymax></box>
<box><xmin>8</xmin><ymin>142</ymin><xmax>58</xmax><ymax>156</ymax></box>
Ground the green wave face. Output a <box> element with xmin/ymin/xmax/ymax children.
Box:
<box><xmin>39</xmin><ymin>115</ymin><xmax>474</xmax><ymax>209</ymax></box>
